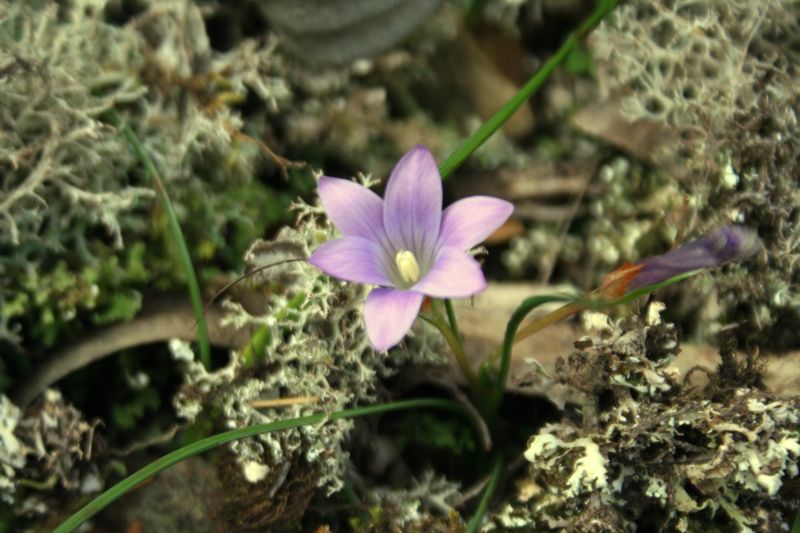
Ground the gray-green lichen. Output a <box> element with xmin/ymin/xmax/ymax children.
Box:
<box><xmin>502</xmin><ymin>156</ymin><xmax>686</xmax><ymax>278</ymax></box>
<box><xmin>493</xmin><ymin>306</ymin><xmax>800</xmax><ymax>531</ymax></box>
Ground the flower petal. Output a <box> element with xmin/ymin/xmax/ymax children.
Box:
<box><xmin>412</xmin><ymin>246</ymin><xmax>486</xmax><ymax>298</ymax></box>
<box><xmin>383</xmin><ymin>145</ymin><xmax>442</xmax><ymax>255</ymax></box>
<box><xmin>308</xmin><ymin>236</ymin><xmax>391</xmax><ymax>286</ymax></box>
<box><xmin>364</xmin><ymin>288</ymin><xmax>424</xmax><ymax>351</ymax></box>
<box><xmin>317</xmin><ymin>176</ymin><xmax>386</xmax><ymax>242</ymax></box>
<box><xmin>439</xmin><ymin>196</ymin><xmax>515</xmax><ymax>250</ymax></box>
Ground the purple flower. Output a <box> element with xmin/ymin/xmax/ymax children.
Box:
<box><xmin>599</xmin><ymin>225</ymin><xmax>762</xmax><ymax>298</ymax></box>
<box><xmin>309</xmin><ymin>145</ymin><xmax>514</xmax><ymax>351</ymax></box>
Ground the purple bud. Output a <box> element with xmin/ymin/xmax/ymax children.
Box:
<box><xmin>628</xmin><ymin>225</ymin><xmax>762</xmax><ymax>291</ymax></box>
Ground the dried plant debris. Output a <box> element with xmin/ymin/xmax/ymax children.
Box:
<box><xmin>494</xmin><ymin>306</ymin><xmax>800</xmax><ymax>531</ymax></box>
<box><xmin>592</xmin><ymin>0</ymin><xmax>800</xmax><ymax>347</ymax></box>
<box><xmin>0</xmin><ymin>390</ymin><xmax>101</xmax><ymax>516</ymax></box>
<box><xmin>173</xmin><ymin>189</ymin><xmax>446</xmax><ymax>501</ymax></box>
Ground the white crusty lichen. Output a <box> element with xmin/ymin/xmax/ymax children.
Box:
<box><xmin>498</xmin><ymin>309</ymin><xmax>800</xmax><ymax>531</ymax></box>
<box><xmin>366</xmin><ymin>470</ymin><xmax>462</xmax><ymax>526</ymax></box>
<box><xmin>0</xmin><ymin>395</ymin><xmax>25</xmax><ymax>503</ymax></box>
<box><xmin>524</xmin><ymin>434</ymin><xmax>608</xmax><ymax>498</ymax></box>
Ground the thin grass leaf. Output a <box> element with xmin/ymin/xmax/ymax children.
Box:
<box><xmin>435</xmin><ymin>0</ymin><xmax>619</xmax><ymax>362</ymax></box>
<box><xmin>54</xmin><ymin>398</ymin><xmax>465</xmax><ymax>532</ymax></box>
<box><xmin>490</xmin><ymin>294</ymin><xmax>575</xmax><ymax>414</ymax></box>
<box><xmin>104</xmin><ymin>110</ymin><xmax>212</xmax><ymax>370</ymax></box>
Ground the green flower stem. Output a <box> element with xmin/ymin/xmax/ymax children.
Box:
<box><xmin>437</xmin><ymin>0</ymin><xmax>620</xmax><ymax>180</ymax></box>
<box><xmin>466</xmin><ymin>455</ymin><xmax>503</xmax><ymax>533</ymax></box>
<box><xmin>443</xmin><ymin>298</ymin><xmax>461</xmax><ymax>338</ymax></box>
<box><xmin>54</xmin><ymin>398</ymin><xmax>465</xmax><ymax>533</ymax></box>
<box><xmin>239</xmin><ymin>325</ymin><xmax>272</xmax><ymax>368</ymax></box>
<box><xmin>104</xmin><ymin>110</ymin><xmax>212</xmax><ymax>370</ymax></box>
<box><xmin>420</xmin><ymin>312</ymin><xmax>479</xmax><ymax>394</ymax></box>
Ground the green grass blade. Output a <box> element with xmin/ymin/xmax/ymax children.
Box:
<box><xmin>104</xmin><ymin>110</ymin><xmax>212</xmax><ymax>370</ymax></box>
<box><xmin>466</xmin><ymin>455</ymin><xmax>503</xmax><ymax>533</ymax></box>
<box><xmin>437</xmin><ymin>0</ymin><xmax>620</xmax><ymax>180</ymax></box>
<box><xmin>54</xmin><ymin>398</ymin><xmax>464</xmax><ymax>532</ymax></box>
<box><xmin>492</xmin><ymin>294</ymin><xmax>575</xmax><ymax>413</ymax></box>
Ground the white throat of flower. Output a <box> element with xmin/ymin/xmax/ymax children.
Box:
<box><xmin>395</xmin><ymin>250</ymin><xmax>420</xmax><ymax>284</ymax></box>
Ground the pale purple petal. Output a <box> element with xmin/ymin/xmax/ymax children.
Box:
<box><xmin>364</xmin><ymin>288</ymin><xmax>424</xmax><ymax>351</ymax></box>
<box><xmin>308</xmin><ymin>237</ymin><xmax>391</xmax><ymax>286</ymax></box>
<box><xmin>383</xmin><ymin>145</ymin><xmax>442</xmax><ymax>255</ymax></box>
<box><xmin>629</xmin><ymin>225</ymin><xmax>762</xmax><ymax>290</ymax></box>
<box><xmin>412</xmin><ymin>246</ymin><xmax>486</xmax><ymax>298</ymax></box>
<box><xmin>439</xmin><ymin>196</ymin><xmax>514</xmax><ymax>250</ymax></box>
<box><xmin>317</xmin><ymin>176</ymin><xmax>386</xmax><ymax>242</ymax></box>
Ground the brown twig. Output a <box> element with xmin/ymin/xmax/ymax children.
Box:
<box><xmin>12</xmin><ymin>295</ymin><xmax>258</xmax><ymax>408</ymax></box>
<box><xmin>249</xmin><ymin>396</ymin><xmax>320</xmax><ymax>409</ymax></box>
<box><xmin>224</xmin><ymin>124</ymin><xmax>307</xmax><ymax>179</ymax></box>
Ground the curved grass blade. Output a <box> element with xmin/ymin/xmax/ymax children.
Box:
<box><xmin>54</xmin><ymin>398</ymin><xmax>464</xmax><ymax>532</ymax></box>
<box><xmin>491</xmin><ymin>294</ymin><xmax>576</xmax><ymax>414</ymax></box>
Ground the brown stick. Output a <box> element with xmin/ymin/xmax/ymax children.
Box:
<box><xmin>12</xmin><ymin>296</ymin><xmax>258</xmax><ymax>408</ymax></box>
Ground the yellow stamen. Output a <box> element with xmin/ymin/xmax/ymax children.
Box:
<box><xmin>395</xmin><ymin>250</ymin><xmax>420</xmax><ymax>284</ymax></box>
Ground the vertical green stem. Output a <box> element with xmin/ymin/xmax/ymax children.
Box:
<box><xmin>443</xmin><ymin>298</ymin><xmax>461</xmax><ymax>338</ymax></box>
<box><xmin>420</xmin><ymin>312</ymin><xmax>479</xmax><ymax>394</ymax></box>
<box><xmin>466</xmin><ymin>455</ymin><xmax>503</xmax><ymax>533</ymax></box>
<box><xmin>432</xmin><ymin>0</ymin><xmax>619</xmax><ymax>386</ymax></box>
<box><xmin>105</xmin><ymin>110</ymin><xmax>212</xmax><ymax>370</ymax></box>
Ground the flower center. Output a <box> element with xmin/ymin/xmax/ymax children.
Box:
<box><xmin>395</xmin><ymin>250</ymin><xmax>420</xmax><ymax>284</ymax></box>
